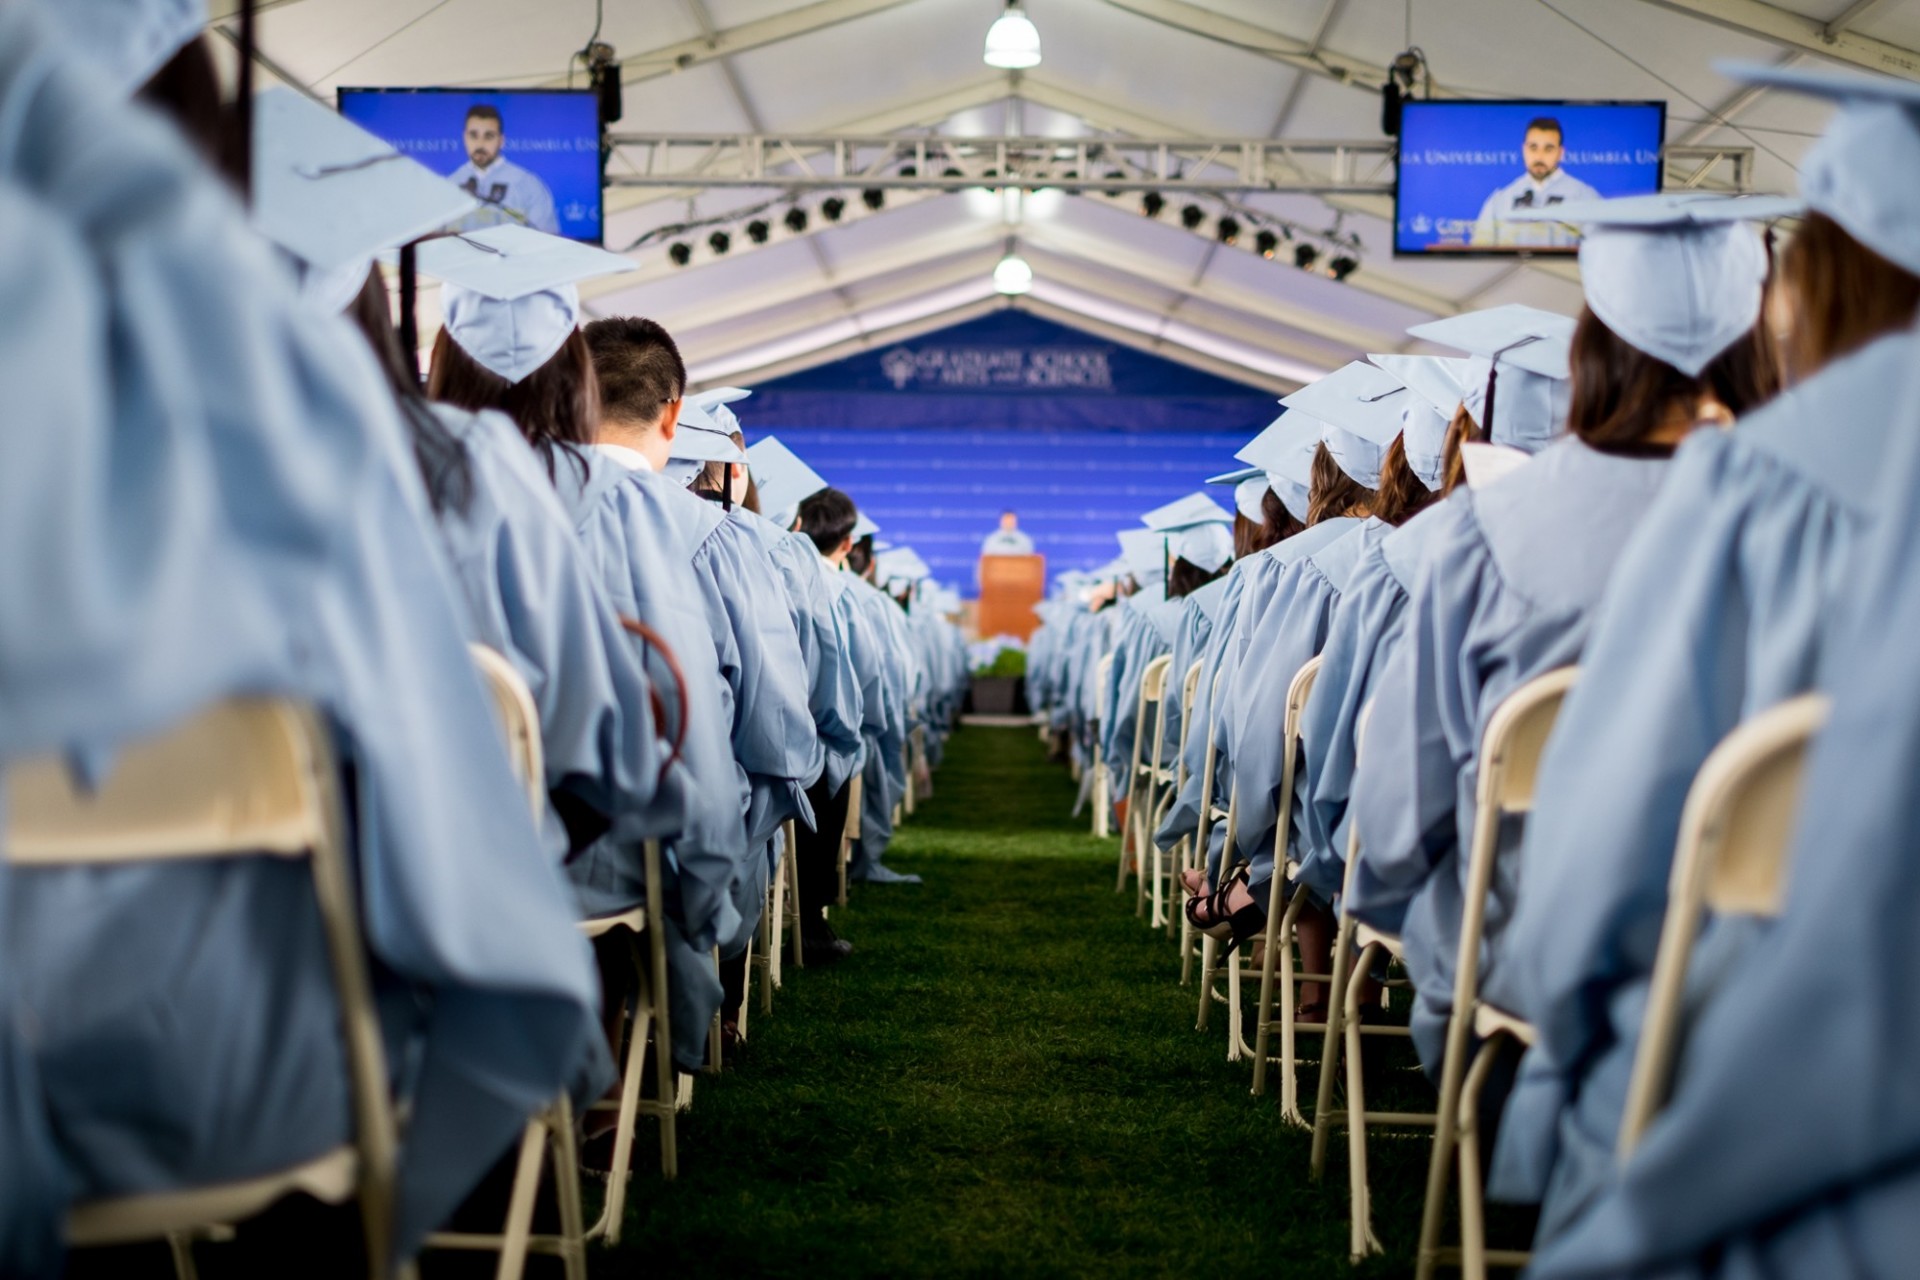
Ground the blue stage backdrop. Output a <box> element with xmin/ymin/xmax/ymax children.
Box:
<box><xmin>739</xmin><ymin>311</ymin><xmax>1279</xmax><ymax>595</ymax></box>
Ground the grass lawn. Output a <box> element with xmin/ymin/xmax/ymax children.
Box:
<box><xmin>597</xmin><ymin>724</ymin><xmax>1447</xmax><ymax>1278</ymax></box>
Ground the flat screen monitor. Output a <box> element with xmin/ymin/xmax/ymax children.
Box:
<box><xmin>337</xmin><ymin>87</ymin><xmax>605</xmax><ymax>244</ymax></box>
<box><xmin>1394</xmin><ymin>100</ymin><xmax>1666</xmax><ymax>256</ymax></box>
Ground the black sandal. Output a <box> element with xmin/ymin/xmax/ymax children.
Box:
<box><xmin>1185</xmin><ymin>869</ymin><xmax>1265</xmax><ymax>952</ymax></box>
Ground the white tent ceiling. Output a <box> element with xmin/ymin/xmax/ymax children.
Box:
<box><xmin>238</xmin><ymin>0</ymin><xmax>1916</xmax><ymax>391</ymax></box>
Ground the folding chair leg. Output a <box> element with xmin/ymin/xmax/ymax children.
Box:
<box><xmin>1310</xmin><ymin>913</ymin><xmax>1356</xmax><ymax>1179</ymax></box>
<box><xmin>1347</xmin><ymin>941</ymin><xmax>1386</xmax><ymax>1262</ymax></box>
<box><xmin>1196</xmin><ymin>935</ymin><xmax>1218</xmax><ymax>1030</ymax></box>
<box><xmin>548</xmin><ymin>1098</ymin><xmax>588</xmax><ymax>1280</ymax></box>
<box><xmin>1457</xmin><ymin>1038</ymin><xmax>1501</xmax><ymax>1280</ymax></box>
<box><xmin>1416</xmin><ymin>1007</ymin><xmax>1474</xmax><ymax>1280</ymax></box>
<box><xmin>1277</xmin><ymin>895</ymin><xmax>1309</xmax><ymax>1128</ymax></box>
<box><xmin>737</xmin><ymin>934</ymin><xmax>753</xmax><ymax>1043</ymax></box>
<box><xmin>167</xmin><ymin>1234</ymin><xmax>200</xmax><ymax>1280</ymax></box>
<box><xmin>1251</xmin><ymin>876</ymin><xmax>1290</xmax><ymax>1096</ymax></box>
<box><xmin>588</xmin><ymin>980</ymin><xmax>648</xmax><ymax>1242</ymax></box>
<box><xmin>492</xmin><ymin>1116</ymin><xmax>547</xmax><ymax>1280</ymax></box>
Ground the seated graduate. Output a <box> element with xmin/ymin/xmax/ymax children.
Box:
<box><xmin>662</xmin><ymin>397</ymin><xmax>840</xmax><ymax>1030</ymax></box>
<box><xmin>1201</xmin><ymin>362</ymin><xmax>1445</xmax><ymax>1004</ymax></box>
<box><xmin>250</xmin><ymin>89</ymin><xmax>679</xmax><ymax>874</ymax></box>
<box><xmin>1493</xmin><ymin>83</ymin><xmax>1920</xmax><ymax>1235</ymax></box>
<box><xmin>838</xmin><ymin>518</ymin><xmax>926</xmax><ymax>885</ymax></box>
<box><xmin>1295</xmin><ymin>352</ymin><xmax>1473</xmax><ymax>918</ymax></box>
<box><xmin>787</xmin><ymin>484</ymin><xmax>894</xmax><ymax>950</ymax></box>
<box><xmin>1184</xmin><ymin>404</ymin><xmax>1382</xmax><ymax>956</ymax></box>
<box><xmin>1343</xmin><ymin>201</ymin><xmax>1782</xmax><ymax>1080</ymax></box>
<box><xmin>1517</xmin><ymin>352</ymin><xmax>1920</xmax><ymax>1278</ymax></box>
<box><xmin>579</xmin><ymin>316</ymin><xmax>818</xmax><ymax>966</ymax></box>
<box><xmin>697</xmin><ymin>403</ymin><xmax>869</xmax><ymax>965</ymax></box>
<box><xmin>424</xmin><ymin>256</ymin><xmax>749</xmax><ymax>1073</ymax></box>
<box><xmin>1158</xmin><ymin>415</ymin><xmax>1318</xmax><ymax>875</ymax></box>
<box><xmin>1103</xmin><ymin>494</ymin><xmax>1235</xmax><ymax>834</ymax></box>
<box><xmin>1</xmin><ymin>8</ymin><xmax>608</xmax><ymax>1266</ymax></box>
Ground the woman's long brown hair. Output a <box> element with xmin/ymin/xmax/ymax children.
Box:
<box><xmin>1775</xmin><ymin>211</ymin><xmax>1920</xmax><ymax>383</ymax></box>
<box><xmin>1306</xmin><ymin>442</ymin><xmax>1376</xmax><ymax>525</ymax></box>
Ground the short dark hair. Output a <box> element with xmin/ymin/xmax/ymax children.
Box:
<box><xmin>583</xmin><ymin>316</ymin><xmax>686</xmax><ymax>427</ymax></box>
<box><xmin>426</xmin><ymin>326</ymin><xmax>598</xmax><ymax>482</ymax></box>
<box><xmin>466</xmin><ymin>103</ymin><xmax>502</xmax><ymax>129</ymax></box>
<box><xmin>1525</xmin><ymin>116</ymin><xmax>1563</xmax><ymax>141</ymax></box>
<box><xmin>846</xmin><ymin>534</ymin><xmax>876</xmax><ymax>579</ymax></box>
<box><xmin>797</xmin><ymin>488</ymin><xmax>859</xmax><ymax>555</ymax></box>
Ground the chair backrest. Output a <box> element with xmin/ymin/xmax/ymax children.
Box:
<box><xmin>1450</xmin><ymin>667</ymin><xmax>1580</xmax><ymax>1023</ymax></box>
<box><xmin>1140</xmin><ymin>653</ymin><xmax>1174</xmax><ymax>702</ymax></box>
<box><xmin>1273</xmin><ymin>656</ymin><xmax>1324</xmax><ymax>866</ymax></box>
<box><xmin>3</xmin><ymin>699</ymin><xmax>400</xmax><ymax>1261</ymax></box>
<box><xmin>1134</xmin><ymin>654</ymin><xmax>1175</xmax><ymax>775</ymax></box>
<box><xmin>1094</xmin><ymin>653</ymin><xmax>1116</xmax><ymax>727</ymax></box>
<box><xmin>470</xmin><ymin>644</ymin><xmax>545</xmax><ymax>812</ymax></box>
<box><xmin>1616</xmin><ymin>693</ymin><xmax>1829</xmax><ymax>1158</ymax></box>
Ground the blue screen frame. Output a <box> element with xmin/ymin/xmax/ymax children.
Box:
<box><xmin>337</xmin><ymin>87</ymin><xmax>606</xmax><ymax>245</ymax></box>
<box><xmin>1393</xmin><ymin>99</ymin><xmax>1667</xmax><ymax>257</ymax></box>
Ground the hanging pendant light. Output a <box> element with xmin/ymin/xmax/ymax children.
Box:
<box><xmin>983</xmin><ymin>1</ymin><xmax>1042</xmax><ymax>69</ymax></box>
<box><xmin>993</xmin><ymin>250</ymin><xmax>1034</xmax><ymax>295</ymax></box>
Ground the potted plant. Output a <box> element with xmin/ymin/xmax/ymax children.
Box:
<box><xmin>969</xmin><ymin>646</ymin><xmax>1028</xmax><ymax>715</ymax></box>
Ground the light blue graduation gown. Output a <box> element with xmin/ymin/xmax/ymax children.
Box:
<box><xmin>814</xmin><ymin>555</ymin><xmax>888</xmax><ymax>804</ymax></box>
<box><xmin>1295</xmin><ymin>502</ymin><xmax>1455</xmax><ymax>905</ymax></box>
<box><xmin>1347</xmin><ymin>438</ymin><xmax>1672</xmax><ymax>1072</ymax></box>
<box><xmin>1156</xmin><ymin>566</ymin><xmax>1252</xmax><ymax>854</ymax></box>
<box><xmin>430</xmin><ymin>406</ymin><xmax>675</xmax><ymax>862</ymax></box>
<box><xmin>1524</xmin><ymin>329</ymin><xmax>1920</xmax><ymax>1280</ymax></box>
<box><xmin>1156</xmin><ymin>576</ymin><xmax>1231</xmax><ymax>781</ymax></box>
<box><xmin>734</xmin><ymin>508</ymin><xmax>865</xmax><ymax>799</ymax></box>
<box><xmin>1228</xmin><ymin>518</ymin><xmax>1375</xmax><ymax>885</ymax></box>
<box><xmin>1103</xmin><ymin>596</ymin><xmax>1181</xmax><ymax>805</ymax></box>
<box><xmin>846</xmin><ymin>575</ymin><xmax>912</xmax><ymax>872</ymax></box>
<box><xmin>0</xmin><ymin>11</ymin><xmax>606</xmax><ymax>1261</ymax></box>
<box><xmin>554</xmin><ymin>453</ymin><xmax>747</xmax><ymax>1068</ymax></box>
<box><xmin>1488</xmin><ymin>334</ymin><xmax>1910</xmax><ymax>1225</ymax></box>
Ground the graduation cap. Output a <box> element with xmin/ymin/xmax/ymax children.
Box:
<box><xmin>1235</xmin><ymin>411</ymin><xmax>1319</xmax><ymax>525</ymax></box>
<box><xmin>1369</xmin><ymin>354</ymin><xmax>1473</xmax><ymax>489</ymax></box>
<box><xmin>36</xmin><ymin>0</ymin><xmax>205</xmax><ymax>95</ymax></box>
<box><xmin>1405</xmin><ymin>304</ymin><xmax>1576</xmax><ymax>453</ymax></box>
<box><xmin>1142</xmin><ymin>492</ymin><xmax>1235</xmax><ymax>574</ymax></box>
<box><xmin>744</xmin><ymin>436</ymin><xmax>829</xmax><ymax>528</ymax></box>
<box><xmin>420</xmin><ymin>226</ymin><xmax>637</xmax><ymax>385</ymax></box>
<box><xmin>1716</xmin><ymin>60</ymin><xmax>1920</xmax><ymax>276</ymax></box>
<box><xmin>1280</xmin><ymin>362</ymin><xmax>1412</xmax><ymax>490</ymax></box>
<box><xmin>1115</xmin><ymin>528</ymin><xmax>1166</xmax><ymax>587</ymax></box>
<box><xmin>1206</xmin><ymin>465</ymin><xmax>1265</xmax><ymax>486</ymax></box>
<box><xmin>690</xmin><ymin>386</ymin><xmax>751</xmax><ymax>437</ymax></box>
<box><xmin>1506</xmin><ymin>193</ymin><xmax>1785</xmax><ymax>376</ymax></box>
<box><xmin>251</xmin><ymin>88</ymin><xmax>478</xmax><ymax>312</ymax></box>
<box><xmin>853</xmin><ymin>511</ymin><xmax>881</xmax><ymax>541</ymax></box>
<box><xmin>875</xmin><ymin>546</ymin><xmax>932</xmax><ymax>589</ymax></box>
<box><xmin>663</xmin><ymin>400</ymin><xmax>750</xmax><ymax>497</ymax></box>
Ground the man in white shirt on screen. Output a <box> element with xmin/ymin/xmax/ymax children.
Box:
<box><xmin>448</xmin><ymin>103</ymin><xmax>561</xmax><ymax>236</ymax></box>
<box><xmin>1469</xmin><ymin>117</ymin><xmax>1599</xmax><ymax>248</ymax></box>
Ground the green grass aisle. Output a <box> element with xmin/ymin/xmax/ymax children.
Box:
<box><xmin>598</xmin><ymin>725</ymin><xmax>1429</xmax><ymax>1279</ymax></box>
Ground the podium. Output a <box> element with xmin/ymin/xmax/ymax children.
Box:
<box><xmin>976</xmin><ymin>554</ymin><xmax>1045</xmax><ymax>642</ymax></box>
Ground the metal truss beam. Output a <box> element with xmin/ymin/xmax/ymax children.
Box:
<box><xmin>1634</xmin><ymin>0</ymin><xmax>1920</xmax><ymax>79</ymax></box>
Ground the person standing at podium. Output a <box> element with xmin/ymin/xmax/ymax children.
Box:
<box><xmin>980</xmin><ymin>510</ymin><xmax>1035</xmax><ymax>557</ymax></box>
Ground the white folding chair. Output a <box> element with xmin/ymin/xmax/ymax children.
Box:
<box><xmin>835</xmin><ymin>772</ymin><xmax>863</xmax><ymax>911</ymax></box>
<box><xmin>1092</xmin><ymin>653</ymin><xmax>1116</xmax><ymax>840</ymax></box>
<box><xmin>1159</xmin><ymin>659</ymin><xmax>1205</xmax><ymax>947</ymax></box>
<box><xmin>1182</xmin><ymin>665</ymin><xmax>1229</xmax><ymax>990</ymax></box>
<box><xmin>760</xmin><ymin>818</ymin><xmax>797</xmax><ymax>1003</ymax></box>
<box><xmin>1616</xmin><ymin>694</ymin><xmax>1828</xmax><ymax>1160</ymax></box>
<box><xmin>420</xmin><ymin>647</ymin><xmax>591</xmax><ymax>1280</ymax></box>
<box><xmin>3</xmin><ymin>700</ymin><xmax>403</xmax><ymax>1280</ymax></box>
<box><xmin>1251</xmin><ymin>657</ymin><xmax>1331</xmax><ymax>1127</ymax></box>
<box><xmin>1416</xmin><ymin>666</ymin><xmax>1579</xmax><ymax>1280</ymax></box>
<box><xmin>1128</xmin><ymin>654</ymin><xmax>1175</xmax><ymax>920</ymax></box>
<box><xmin>1307</xmin><ymin>702</ymin><xmax>1432</xmax><ymax>1263</ymax></box>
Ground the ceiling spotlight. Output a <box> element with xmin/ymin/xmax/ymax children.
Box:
<box><xmin>899</xmin><ymin>165</ymin><xmax>918</xmax><ymax>177</ymax></box>
<box><xmin>862</xmin><ymin>187</ymin><xmax>886</xmax><ymax>211</ymax></box>
<box><xmin>746</xmin><ymin>219</ymin><xmax>771</xmax><ymax>244</ymax></box>
<box><xmin>1216</xmin><ymin>217</ymin><xmax>1240</xmax><ymax>245</ymax></box>
<box><xmin>983</xmin><ymin>1</ymin><xmax>1042</xmax><ymax>69</ymax></box>
<box><xmin>1105</xmin><ymin>169</ymin><xmax>1126</xmax><ymax>197</ymax></box>
<box><xmin>822</xmin><ymin>196</ymin><xmax>847</xmax><ymax>222</ymax></box>
<box><xmin>993</xmin><ymin>250</ymin><xmax>1034</xmax><ymax>295</ymax></box>
<box><xmin>667</xmin><ymin>242</ymin><xmax>692</xmax><ymax>266</ymax></box>
<box><xmin>1294</xmin><ymin>243</ymin><xmax>1320</xmax><ymax>270</ymax></box>
<box><xmin>1254</xmin><ymin>229</ymin><xmax>1279</xmax><ymax>258</ymax></box>
<box><xmin>708</xmin><ymin>230</ymin><xmax>731</xmax><ymax>255</ymax></box>
<box><xmin>1179</xmin><ymin>204</ymin><xmax>1205</xmax><ymax>230</ymax></box>
<box><xmin>1329</xmin><ymin>254</ymin><xmax>1359</xmax><ymax>281</ymax></box>
<box><xmin>1141</xmin><ymin>191</ymin><xmax>1165</xmax><ymax>218</ymax></box>
<box><xmin>784</xmin><ymin>207</ymin><xmax>809</xmax><ymax>234</ymax></box>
